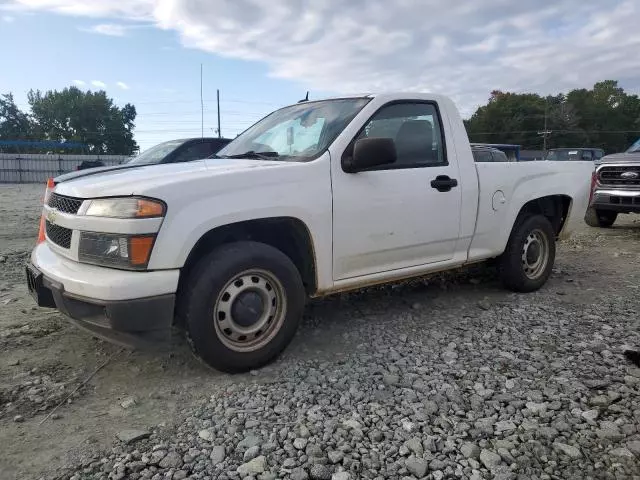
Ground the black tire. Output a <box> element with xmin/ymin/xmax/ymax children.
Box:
<box><xmin>584</xmin><ymin>207</ymin><xmax>617</xmax><ymax>228</ymax></box>
<box><xmin>499</xmin><ymin>214</ymin><xmax>556</xmax><ymax>293</ymax></box>
<box><xmin>181</xmin><ymin>241</ymin><xmax>305</xmax><ymax>373</ymax></box>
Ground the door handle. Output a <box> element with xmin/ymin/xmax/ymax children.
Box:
<box><xmin>430</xmin><ymin>175</ymin><xmax>458</xmax><ymax>192</ymax></box>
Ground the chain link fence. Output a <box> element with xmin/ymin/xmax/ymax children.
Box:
<box><xmin>0</xmin><ymin>154</ymin><xmax>131</xmax><ymax>183</ymax></box>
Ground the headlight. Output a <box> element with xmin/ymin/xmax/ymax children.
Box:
<box><xmin>79</xmin><ymin>232</ymin><xmax>155</xmax><ymax>270</ymax></box>
<box><xmin>84</xmin><ymin>197</ymin><xmax>165</xmax><ymax>218</ymax></box>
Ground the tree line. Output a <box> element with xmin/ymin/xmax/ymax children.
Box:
<box><xmin>2</xmin><ymin>80</ymin><xmax>639</xmax><ymax>156</ymax></box>
<box><xmin>464</xmin><ymin>80</ymin><xmax>640</xmax><ymax>153</ymax></box>
<box><xmin>0</xmin><ymin>87</ymin><xmax>137</xmax><ymax>155</ymax></box>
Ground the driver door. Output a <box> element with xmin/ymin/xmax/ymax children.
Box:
<box><xmin>331</xmin><ymin>101</ymin><xmax>462</xmax><ymax>280</ymax></box>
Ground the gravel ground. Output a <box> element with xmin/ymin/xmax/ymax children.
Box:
<box><xmin>1</xmin><ymin>184</ymin><xmax>639</xmax><ymax>480</ymax></box>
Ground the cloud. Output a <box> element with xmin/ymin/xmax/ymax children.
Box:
<box><xmin>116</xmin><ymin>81</ymin><xmax>129</xmax><ymax>90</ymax></box>
<box><xmin>10</xmin><ymin>0</ymin><xmax>151</xmax><ymax>19</ymax></box>
<box><xmin>80</xmin><ymin>23</ymin><xmax>129</xmax><ymax>36</ymax></box>
<box><xmin>2</xmin><ymin>15</ymin><xmax>16</xmax><ymax>22</ymax></box>
<box><xmin>0</xmin><ymin>3</ymin><xmax>27</xmax><ymax>12</ymax></box>
<box><xmin>9</xmin><ymin>0</ymin><xmax>640</xmax><ymax>115</ymax></box>
<box><xmin>91</xmin><ymin>80</ymin><xmax>106</xmax><ymax>88</ymax></box>
<box><xmin>72</xmin><ymin>79</ymin><xmax>86</xmax><ymax>86</ymax></box>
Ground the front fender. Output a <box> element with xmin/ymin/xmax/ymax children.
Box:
<box><xmin>146</xmin><ymin>158</ymin><xmax>334</xmax><ymax>291</ymax></box>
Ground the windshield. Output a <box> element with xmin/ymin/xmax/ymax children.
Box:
<box><xmin>127</xmin><ymin>140</ymin><xmax>186</xmax><ymax>165</ymax></box>
<box><xmin>627</xmin><ymin>138</ymin><xmax>640</xmax><ymax>153</ymax></box>
<box><xmin>215</xmin><ymin>98</ymin><xmax>371</xmax><ymax>161</ymax></box>
<box><xmin>545</xmin><ymin>149</ymin><xmax>580</xmax><ymax>161</ymax></box>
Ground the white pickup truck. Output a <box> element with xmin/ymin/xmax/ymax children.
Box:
<box><xmin>27</xmin><ymin>93</ymin><xmax>593</xmax><ymax>372</ymax></box>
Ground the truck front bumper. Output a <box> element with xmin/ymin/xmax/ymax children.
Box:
<box><xmin>591</xmin><ymin>189</ymin><xmax>640</xmax><ymax>214</ymax></box>
<box><xmin>27</xmin><ymin>243</ymin><xmax>180</xmax><ymax>347</ymax></box>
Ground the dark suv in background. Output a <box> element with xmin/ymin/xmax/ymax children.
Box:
<box><xmin>126</xmin><ymin>137</ymin><xmax>232</xmax><ymax>166</ymax></box>
<box><xmin>60</xmin><ymin>137</ymin><xmax>232</xmax><ymax>182</ymax></box>
<box><xmin>75</xmin><ymin>137</ymin><xmax>231</xmax><ymax>171</ymax></box>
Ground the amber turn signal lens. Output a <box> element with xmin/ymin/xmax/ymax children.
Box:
<box><xmin>37</xmin><ymin>215</ymin><xmax>46</xmax><ymax>244</ymax></box>
<box><xmin>136</xmin><ymin>199</ymin><xmax>165</xmax><ymax>218</ymax></box>
<box><xmin>37</xmin><ymin>178</ymin><xmax>55</xmax><ymax>244</ymax></box>
<box><xmin>129</xmin><ymin>236</ymin><xmax>155</xmax><ymax>265</ymax></box>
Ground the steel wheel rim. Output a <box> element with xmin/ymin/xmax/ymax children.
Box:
<box><xmin>213</xmin><ymin>269</ymin><xmax>287</xmax><ymax>352</ymax></box>
<box><xmin>521</xmin><ymin>229</ymin><xmax>549</xmax><ymax>280</ymax></box>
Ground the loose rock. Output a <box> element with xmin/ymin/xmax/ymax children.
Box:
<box><xmin>199</xmin><ymin>429</ymin><xmax>214</xmax><ymax>442</ymax></box>
<box><xmin>237</xmin><ymin>455</ymin><xmax>267</xmax><ymax>477</ymax></box>
<box><xmin>553</xmin><ymin>442</ymin><xmax>582</xmax><ymax>459</ymax></box>
<box><xmin>480</xmin><ymin>449</ymin><xmax>502</xmax><ymax>469</ymax></box>
<box><xmin>461</xmin><ymin>443</ymin><xmax>480</xmax><ymax>459</ymax></box>
<box><xmin>210</xmin><ymin>445</ymin><xmax>226</xmax><ymax>464</ymax></box>
<box><xmin>309</xmin><ymin>464</ymin><xmax>331</xmax><ymax>480</ymax></box>
<box><xmin>115</xmin><ymin>429</ymin><xmax>150</xmax><ymax>444</ymax></box>
<box><xmin>244</xmin><ymin>445</ymin><xmax>261</xmax><ymax>461</ymax></box>
<box><xmin>405</xmin><ymin>457</ymin><xmax>428</xmax><ymax>478</ymax></box>
<box><xmin>293</xmin><ymin>438</ymin><xmax>308</xmax><ymax>450</ymax></box>
<box><xmin>331</xmin><ymin>473</ymin><xmax>350</xmax><ymax>480</ymax></box>
<box><xmin>291</xmin><ymin>468</ymin><xmax>309</xmax><ymax>480</ymax></box>
<box><xmin>158</xmin><ymin>451</ymin><xmax>182</xmax><ymax>469</ymax></box>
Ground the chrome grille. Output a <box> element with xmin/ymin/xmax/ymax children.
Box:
<box><xmin>47</xmin><ymin>193</ymin><xmax>83</xmax><ymax>214</ymax></box>
<box><xmin>598</xmin><ymin>166</ymin><xmax>640</xmax><ymax>188</ymax></box>
<box><xmin>45</xmin><ymin>221</ymin><xmax>72</xmax><ymax>249</ymax></box>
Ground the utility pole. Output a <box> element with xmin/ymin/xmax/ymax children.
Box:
<box><xmin>217</xmin><ymin>89</ymin><xmax>221</xmax><ymax>139</ymax></box>
<box><xmin>537</xmin><ymin>98</ymin><xmax>551</xmax><ymax>155</ymax></box>
<box><xmin>200</xmin><ymin>64</ymin><xmax>204</xmax><ymax>138</ymax></box>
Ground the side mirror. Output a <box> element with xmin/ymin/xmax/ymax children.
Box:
<box><xmin>343</xmin><ymin>137</ymin><xmax>397</xmax><ymax>173</ymax></box>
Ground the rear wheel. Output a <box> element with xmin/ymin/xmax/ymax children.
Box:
<box><xmin>181</xmin><ymin>241</ymin><xmax>305</xmax><ymax>373</ymax></box>
<box><xmin>584</xmin><ymin>207</ymin><xmax>617</xmax><ymax>228</ymax></box>
<box><xmin>499</xmin><ymin>215</ymin><xmax>556</xmax><ymax>292</ymax></box>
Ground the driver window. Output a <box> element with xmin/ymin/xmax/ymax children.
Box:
<box><xmin>358</xmin><ymin>102</ymin><xmax>447</xmax><ymax>167</ymax></box>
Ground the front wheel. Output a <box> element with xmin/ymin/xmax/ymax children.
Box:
<box><xmin>584</xmin><ymin>207</ymin><xmax>617</xmax><ymax>228</ymax></box>
<box><xmin>499</xmin><ymin>215</ymin><xmax>556</xmax><ymax>292</ymax></box>
<box><xmin>181</xmin><ymin>241</ymin><xmax>305</xmax><ymax>373</ymax></box>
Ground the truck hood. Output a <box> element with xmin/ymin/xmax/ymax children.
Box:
<box><xmin>54</xmin><ymin>163</ymin><xmax>132</xmax><ymax>184</ymax></box>
<box><xmin>54</xmin><ymin>158</ymin><xmax>290</xmax><ymax>199</ymax></box>
<box><xmin>599</xmin><ymin>152</ymin><xmax>640</xmax><ymax>164</ymax></box>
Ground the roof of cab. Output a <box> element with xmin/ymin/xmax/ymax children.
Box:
<box><xmin>305</xmin><ymin>92</ymin><xmax>452</xmax><ymax>102</ymax></box>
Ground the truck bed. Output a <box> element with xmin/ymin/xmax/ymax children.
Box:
<box><xmin>468</xmin><ymin>160</ymin><xmax>593</xmax><ymax>261</ymax></box>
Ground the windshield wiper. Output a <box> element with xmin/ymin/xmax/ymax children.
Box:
<box><xmin>220</xmin><ymin>151</ymin><xmax>280</xmax><ymax>160</ymax></box>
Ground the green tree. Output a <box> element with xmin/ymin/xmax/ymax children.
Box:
<box><xmin>0</xmin><ymin>93</ymin><xmax>34</xmax><ymax>152</ymax></box>
<box><xmin>466</xmin><ymin>80</ymin><xmax>640</xmax><ymax>153</ymax></box>
<box><xmin>27</xmin><ymin>87</ymin><xmax>138</xmax><ymax>155</ymax></box>
<box><xmin>466</xmin><ymin>90</ymin><xmax>547</xmax><ymax>149</ymax></box>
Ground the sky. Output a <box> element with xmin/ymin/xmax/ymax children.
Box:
<box><xmin>1</xmin><ymin>0</ymin><xmax>640</xmax><ymax>151</ymax></box>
